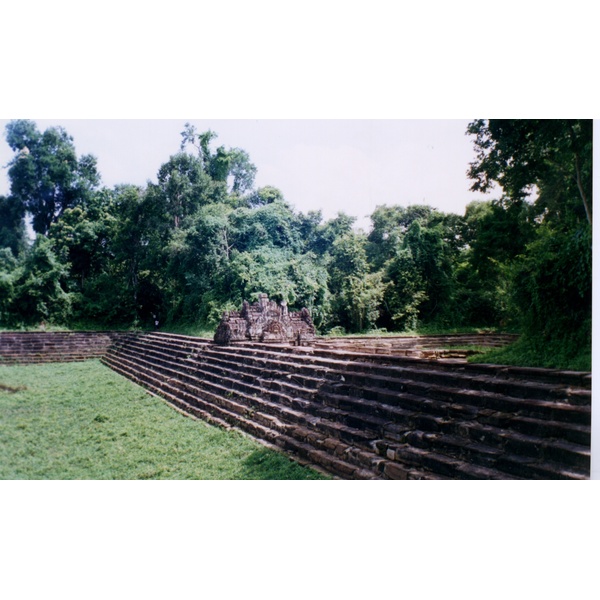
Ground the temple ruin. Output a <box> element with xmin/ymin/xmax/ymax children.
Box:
<box><xmin>213</xmin><ymin>294</ymin><xmax>316</xmax><ymax>345</ymax></box>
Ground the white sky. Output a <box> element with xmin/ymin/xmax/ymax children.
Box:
<box><xmin>0</xmin><ymin>119</ymin><xmax>496</xmax><ymax>230</ymax></box>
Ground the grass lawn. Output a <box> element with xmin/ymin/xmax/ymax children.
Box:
<box><xmin>0</xmin><ymin>360</ymin><xmax>327</xmax><ymax>480</ymax></box>
<box><xmin>469</xmin><ymin>336</ymin><xmax>592</xmax><ymax>372</ymax></box>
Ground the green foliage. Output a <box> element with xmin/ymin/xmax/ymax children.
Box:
<box><xmin>0</xmin><ymin>120</ymin><xmax>591</xmax><ymax>370</ymax></box>
<box><xmin>0</xmin><ymin>195</ymin><xmax>27</xmax><ymax>256</ymax></box>
<box><xmin>450</xmin><ymin>198</ymin><xmax>533</xmax><ymax>327</ymax></box>
<box><xmin>5</xmin><ymin>119</ymin><xmax>100</xmax><ymax>235</ymax></box>
<box><xmin>467</xmin><ymin>119</ymin><xmax>592</xmax><ymax>225</ymax></box>
<box><xmin>6</xmin><ymin>236</ymin><xmax>72</xmax><ymax>326</ymax></box>
<box><xmin>383</xmin><ymin>246</ymin><xmax>427</xmax><ymax>331</ymax></box>
<box><xmin>473</xmin><ymin>330</ymin><xmax>591</xmax><ymax>372</ymax></box>
<box><xmin>227</xmin><ymin>148</ymin><xmax>257</xmax><ymax>194</ymax></box>
<box><xmin>180</xmin><ymin>123</ymin><xmax>257</xmax><ymax>196</ymax></box>
<box><xmin>328</xmin><ymin>231</ymin><xmax>385</xmax><ymax>332</ymax></box>
<box><xmin>152</xmin><ymin>152</ymin><xmax>216</xmax><ymax>228</ymax></box>
<box><xmin>229</xmin><ymin>199</ymin><xmax>303</xmax><ymax>252</ymax></box>
<box><xmin>512</xmin><ymin>223</ymin><xmax>592</xmax><ymax>337</ymax></box>
<box><xmin>223</xmin><ymin>247</ymin><xmax>330</xmax><ymax>327</ymax></box>
<box><xmin>466</xmin><ymin>119</ymin><xmax>592</xmax><ymax>367</ymax></box>
<box><xmin>309</xmin><ymin>212</ymin><xmax>357</xmax><ymax>256</ymax></box>
<box><xmin>0</xmin><ymin>361</ymin><xmax>327</xmax><ymax>479</ymax></box>
<box><xmin>368</xmin><ymin>205</ymin><xmax>461</xmax><ymax>330</ymax></box>
<box><xmin>0</xmin><ymin>248</ymin><xmax>18</xmax><ymax>323</ymax></box>
<box><xmin>367</xmin><ymin>204</ymin><xmax>434</xmax><ymax>270</ymax></box>
<box><xmin>245</xmin><ymin>185</ymin><xmax>284</xmax><ymax>208</ymax></box>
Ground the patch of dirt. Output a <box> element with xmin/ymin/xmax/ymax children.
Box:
<box><xmin>0</xmin><ymin>383</ymin><xmax>27</xmax><ymax>393</ymax></box>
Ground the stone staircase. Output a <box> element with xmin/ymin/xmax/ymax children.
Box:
<box><xmin>101</xmin><ymin>332</ymin><xmax>591</xmax><ymax>480</ymax></box>
<box><xmin>0</xmin><ymin>331</ymin><xmax>121</xmax><ymax>364</ymax></box>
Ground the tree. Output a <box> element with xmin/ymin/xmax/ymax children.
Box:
<box><xmin>180</xmin><ymin>123</ymin><xmax>217</xmax><ymax>171</ymax></box>
<box><xmin>0</xmin><ymin>248</ymin><xmax>18</xmax><ymax>324</ymax></box>
<box><xmin>229</xmin><ymin>198</ymin><xmax>302</xmax><ymax>253</ymax></box>
<box><xmin>74</xmin><ymin>184</ymin><xmax>170</xmax><ymax>326</ymax></box>
<box><xmin>245</xmin><ymin>186</ymin><xmax>285</xmax><ymax>208</ymax></box>
<box><xmin>467</xmin><ymin>119</ymin><xmax>592</xmax><ymax>225</ymax></box>
<box><xmin>179</xmin><ymin>123</ymin><xmax>256</xmax><ymax>194</ymax></box>
<box><xmin>328</xmin><ymin>231</ymin><xmax>385</xmax><ymax>332</ymax></box>
<box><xmin>47</xmin><ymin>188</ymin><xmax>117</xmax><ymax>293</ymax></box>
<box><xmin>367</xmin><ymin>204</ymin><xmax>435</xmax><ymax>270</ymax></box>
<box><xmin>160</xmin><ymin>203</ymin><xmax>235</xmax><ymax>323</ymax></box>
<box><xmin>467</xmin><ymin>120</ymin><xmax>592</xmax><ymax>367</ymax></box>
<box><xmin>227</xmin><ymin>148</ymin><xmax>257</xmax><ymax>194</ymax></box>
<box><xmin>9</xmin><ymin>236</ymin><xmax>72</xmax><ymax>325</ymax></box>
<box><xmin>223</xmin><ymin>247</ymin><xmax>330</xmax><ymax>327</ymax></box>
<box><xmin>4</xmin><ymin>120</ymin><xmax>100</xmax><ymax>235</ymax></box>
<box><xmin>451</xmin><ymin>200</ymin><xmax>515</xmax><ymax>327</ymax></box>
<box><xmin>0</xmin><ymin>195</ymin><xmax>27</xmax><ymax>256</ymax></box>
<box><xmin>152</xmin><ymin>153</ymin><xmax>215</xmax><ymax>229</ymax></box>
<box><xmin>366</xmin><ymin>205</ymin><xmax>460</xmax><ymax>329</ymax></box>
<box><xmin>308</xmin><ymin>212</ymin><xmax>356</xmax><ymax>256</ymax></box>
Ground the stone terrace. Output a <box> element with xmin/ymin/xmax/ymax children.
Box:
<box><xmin>314</xmin><ymin>333</ymin><xmax>519</xmax><ymax>359</ymax></box>
<box><xmin>100</xmin><ymin>332</ymin><xmax>591</xmax><ymax>480</ymax></box>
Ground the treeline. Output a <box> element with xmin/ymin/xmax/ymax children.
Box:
<box><xmin>0</xmin><ymin>120</ymin><xmax>592</xmax><ymax>367</ymax></box>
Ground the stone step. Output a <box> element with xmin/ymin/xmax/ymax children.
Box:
<box><xmin>110</xmin><ymin>341</ymin><xmax>399</xmax><ymax>449</ymax></box>
<box><xmin>103</xmin><ymin>333</ymin><xmax>591</xmax><ymax>480</ymax></box>
<box><xmin>372</xmin><ymin>439</ymin><xmax>521</xmax><ymax>480</ymax></box>
<box><xmin>112</xmin><ymin>336</ymin><xmax>590</xmax><ymax>453</ymax></box>
<box><xmin>203</xmin><ymin>340</ymin><xmax>591</xmax><ymax>399</ymax></box>
<box><xmin>114</xmin><ymin>338</ymin><xmax>342</xmax><ymax>410</ymax></box>
<box><xmin>322</xmin><ymin>377</ymin><xmax>590</xmax><ymax>428</ymax></box>
<box><xmin>316</xmin><ymin>333</ymin><xmax>519</xmax><ymax>346</ymax></box>
<box><xmin>321</xmin><ymin>388</ymin><xmax>590</xmax><ymax>474</ymax></box>
<box><xmin>200</xmin><ymin>343</ymin><xmax>591</xmax><ymax>429</ymax></box>
<box><xmin>102</xmin><ymin>354</ymin><xmax>449</xmax><ymax>481</ymax></box>
<box><xmin>106</xmin><ymin>338</ymin><xmax>590</xmax><ymax>479</ymax></box>
<box><xmin>376</xmin><ymin>436</ymin><xmax>588</xmax><ymax>480</ymax></box>
<box><xmin>305</xmin><ymin>343</ymin><xmax>592</xmax><ymax>389</ymax></box>
<box><xmin>0</xmin><ymin>353</ymin><xmax>107</xmax><ymax>364</ymax></box>
<box><xmin>333</xmin><ymin>388</ymin><xmax>588</xmax><ymax>459</ymax></box>
<box><xmin>104</xmin><ymin>346</ymin><xmax>462</xmax><ymax>479</ymax></box>
<box><xmin>103</xmin><ymin>349</ymin><xmax>387</xmax><ymax>470</ymax></box>
<box><xmin>102</xmin><ymin>353</ymin><xmax>418</xmax><ymax>480</ymax></box>
<box><xmin>377</xmin><ymin>425</ymin><xmax>589</xmax><ymax>478</ymax></box>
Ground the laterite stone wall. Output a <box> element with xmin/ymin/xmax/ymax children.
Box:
<box><xmin>0</xmin><ymin>331</ymin><xmax>122</xmax><ymax>364</ymax></box>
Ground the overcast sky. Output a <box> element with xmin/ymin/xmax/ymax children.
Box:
<box><xmin>0</xmin><ymin>119</ymin><xmax>497</xmax><ymax>230</ymax></box>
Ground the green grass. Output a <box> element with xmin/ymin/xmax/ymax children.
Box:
<box><xmin>469</xmin><ymin>335</ymin><xmax>592</xmax><ymax>372</ymax></box>
<box><xmin>158</xmin><ymin>323</ymin><xmax>214</xmax><ymax>338</ymax></box>
<box><xmin>0</xmin><ymin>361</ymin><xmax>328</xmax><ymax>480</ymax></box>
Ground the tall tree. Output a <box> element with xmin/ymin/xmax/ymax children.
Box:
<box><xmin>152</xmin><ymin>152</ymin><xmax>215</xmax><ymax>229</ymax></box>
<box><xmin>467</xmin><ymin>119</ymin><xmax>592</xmax><ymax>225</ymax></box>
<box><xmin>328</xmin><ymin>231</ymin><xmax>386</xmax><ymax>332</ymax></box>
<box><xmin>467</xmin><ymin>119</ymin><xmax>592</xmax><ymax>366</ymax></box>
<box><xmin>4</xmin><ymin>120</ymin><xmax>100</xmax><ymax>235</ymax></box>
<box><xmin>0</xmin><ymin>248</ymin><xmax>18</xmax><ymax>324</ymax></box>
<box><xmin>0</xmin><ymin>195</ymin><xmax>27</xmax><ymax>256</ymax></box>
<box><xmin>227</xmin><ymin>148</ymin><xmax>257</xmax><ymax>194</ymax></box>
<box><xmin>180</xmin><ymin>124</ymin><xmax>257</xmax><ymax>195</ymax></box>
<box><xmin>367</xmin><ymin>204</ymin><xmax>436</xmax><ymax>270</ymax></box>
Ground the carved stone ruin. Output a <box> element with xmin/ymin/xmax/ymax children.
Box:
<box><xmin>214</xmin><ymin>294</ymin><xmax>316</xmax><ymax>346</ymax></box>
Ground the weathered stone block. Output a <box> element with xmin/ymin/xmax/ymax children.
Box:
<box><xmin>383</xmin><ymin>461</ymin><xmax>409</xmax><ymax>480</ymax></box>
